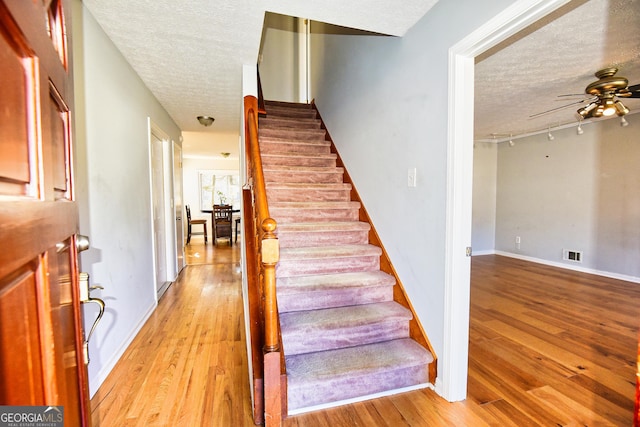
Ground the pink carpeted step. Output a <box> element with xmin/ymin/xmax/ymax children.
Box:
<box><xmin>264</xmin><ymin>105</ymin><xmax>318</xmax><ymax>119</ymax></box>
<box><xmin>270</xmin><ymin>201</ymin><xmax>360</xmax><ymax>223</ymax></box>
<box><xmin>263</xmin><ymin>166</ymin><xmax>344</xmax><ymax>184</ymax></box>
<box><xmin>259</xmin><ymin>116</ymin><xmax>322</xmax><ymax>130</ymax></box>
<box><xmin>261</xmin><ymin>153</ymin><xmax>337</xmax><ymax>168</ymax></box>
<box><xmin>281</xmin><ymin>301</ymin><xmax>412</xmax><ymax>356</ymax></box>
<box><xmin>286</xmin><ymin>338</ymin><xmax>433</xmax><ymax>412</ymax></box>
<box><xmin>266</xmin><ymin>183</ymin><xmax>351</xmax><ymax>203</ymax></box>
<box><xmin>277</xmin><ymin>271</ymin><xmax>395</xmax><ymax>312</ymax></box>
<box><xmin>276</xmin><ymin>221</ymin><xmax>369</xmax><ymax>248</ymax></box>
<box><xmin>259</xmin><ymin>138</ymin><xmax>331</xmax><ymax>156</ymax></box>
<box><xmin>277</xmin><ymin>244</ymin><xmax>381</xmax><ymax>278</ymax></box>
<box><xmin>260</xmin><ymin>127</ymin><xmax>326</xmax><ymax>142</ymax></box>
<box><xmin>265</xmin><ymin>100</ymin><xmax>313</xmax><ymax>110</ymax></box>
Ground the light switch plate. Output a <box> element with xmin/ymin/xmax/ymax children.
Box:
<box><xmin>408</xmin><ymin>168</ymin><xmax>417</xmax><ymax>187</ymax></box>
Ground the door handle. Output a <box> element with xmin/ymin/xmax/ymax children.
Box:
<box><xmin>79</xmin><ymin>272</ymin><xmax>105</xmax><ymax>364</ymax></box>
<box><xmin>76</xmin><ymin>234</ymin><xmax>90</xmax><ymax>253</ymax></box>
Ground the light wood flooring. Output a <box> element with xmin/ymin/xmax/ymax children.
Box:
<box><xmin>90</xmin><ymin>240</ymin><xmax>639</xmax><ymax>426</ymax></box>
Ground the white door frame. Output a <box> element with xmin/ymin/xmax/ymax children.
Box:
<box><xmin>149</xmin><ymin>120</ymin><xmax>177</xmax><ymax>300</ymax></box>
<box><xmin>442</xmin><ymin>0</ymin><xmax>571</xmax><ymax>401</ymax></box>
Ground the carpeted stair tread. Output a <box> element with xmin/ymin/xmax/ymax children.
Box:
<box><xmin>265</xmin><ymin>100</ymin><xmax>314</xmax><ymax>109</ymax></box>
<box><xmin>286</xmin><ymin>338</ymin><xmax>433</xmax><ymax>410</ymax></box>
<box><xmin>259</xmin><ymin>135</ymin><xmax>329</xmax><ymax>146</ymax></box>
<box><xmin>271</xmin><ymin>201</ymin><xmax>360</xmax><ymax>210</ymax></box>
<box><xmin>270</xmin><ymin>201</ymin><xmax>361</xmax><ymax>224</ymax></box>
<box><xmin>261</xmin><ymin>152</ymin><xmax>336</xmax><ymax>164</ymax></box>
<box><xmin>279</xmin><ymin>244</ymin><xmax>381</xmax><ymax>261</ymax></box>
<box><xmin>276</xmin><ymin>221</ymin><xmax>369</xmax><ymax>247</ymax></box>
<box><xmin>266</xmin><ymin>182</ymin><xmax>351</xmax><ymax>190</ymax></box>
<box><xmin>281</xmin><ymin>301</ymin><xmax>412</xmax><ymax>355</ymax></box>
<box><xmin>259</xmin><ymin>127</ymin><xmax>327</xmax><ymax>141</ymax></box>
<box><xmin>278</xmin><ymin>270</ymin><xmax>394</xmax><ymax>295</ymax></box>
<box><xmin>277</xmin><ymin>221</ymin><xmax>368</xmax><ymax>233</ymax></box>
<box><xmin>263</xmin><ymin>106</ymin><xmax>318</xmax><ymax>119</ymax></box>
<box><xmin>259</xmin><ymin>116</ymin><xmax>322</xmax><ymax>129</ymax></box>
<box><xmin>277</xmin><ymin>271</ymin><xmax>395</xmax><ymax>312</ymax></box>
<box><xmin>263</xmin><ymin>165</ymin><xmax>344</xmax><ymax>174</ymax></box>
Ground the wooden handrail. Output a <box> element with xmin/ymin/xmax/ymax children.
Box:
<box><xmin>244</xmin><ymin>93</ymin><xmax>284</xmax><ymax>426</ymax></box>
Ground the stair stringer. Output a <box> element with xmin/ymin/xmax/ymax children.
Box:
<box><xmin>312</xmin><ymin>101</ymin><xmax>438</xmax><ymax>384</ymax></box>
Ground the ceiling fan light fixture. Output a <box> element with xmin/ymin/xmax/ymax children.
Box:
<box><xmin>614</xmin><ymin>100</ymin><xmax>629</xmax><ymax>116</ymax></box>
<box><xmin>577</xmin><ymin>102</ymin><xmax>598</xmax><ymax>119</ymax></box>
<box><xmin>577</xmin><ymin>122</ymin><xmax>584</xmax><ymax>135</ymax></box>
<box><xmin>601</xmin><ymin>99</ymin><xmax>617</xmax><ymax>117</ymax></box>
<box><xmin>620</xmin><ymin>117</ymin><xmax>629</xmax><ymax>127</ymax></box>
<box><xmin>547</xmin><ymin>126</ymin><xmax>554</xmax><ymax>141</ymax></box>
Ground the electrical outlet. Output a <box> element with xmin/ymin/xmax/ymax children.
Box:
<box><xmin>408</xmin><ymin>168</ymin><xmax>417</xmax><ymax>187</ymax></box>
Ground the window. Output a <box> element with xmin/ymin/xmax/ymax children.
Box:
<box><xmin>198</xmin><ymin>170</ymin><xmax>240</xmax><ymax>211</ymax></box>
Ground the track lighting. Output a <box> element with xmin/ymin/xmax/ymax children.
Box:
<box><xmin>620</xmin><ymin>117</ymin><xmax>629</xmax><ymax>127</ymax></box>
<box><xmin>547</xmin><ymin>127</ymin><xmax>554</xmax><ymax>141</ymax></box>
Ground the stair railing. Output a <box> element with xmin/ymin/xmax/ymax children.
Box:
<box><xmin>243</xmin><ymin>93</ymin><xmax>284</xmax><ymax>426</ymax></box>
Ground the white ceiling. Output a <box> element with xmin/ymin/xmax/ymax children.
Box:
<box><xmin>82</xmin><ymin>0</ymin><xmax>640</xmax><ymax>151</ymax></box>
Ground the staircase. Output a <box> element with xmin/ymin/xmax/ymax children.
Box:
<box><xmin>259</xmin><ymin>100</ymin><xmax>434</xmax><ymax>414</ymax></box>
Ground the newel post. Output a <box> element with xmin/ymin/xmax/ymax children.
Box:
<box><xmin>261</xmin><ymin>217</ymin><xmax>279</xmax><ymax>352</ymax></box>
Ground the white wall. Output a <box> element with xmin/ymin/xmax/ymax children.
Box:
<box><xmin>472</xmin><ymin>142</ymin><xmax>498</xmax><ymax>253</ymax></box>
<box><xmin>259</xmin><ymin>13</ymin><xmax>301</xmax><ymax>102</ymax></box>
<box><xmin>495</xmin><ymin>116</ymin><xmax>640</xmax><ymax>280</ymax></box>
<box><xmin>306</xmin><ymin>0</ymin><xmax>517</xmax><ymax>393</ymax></box>
<box><xmin>72</xmin><ymin>1</ymin><xmax>181</xmax><ymax>396</ymax></box>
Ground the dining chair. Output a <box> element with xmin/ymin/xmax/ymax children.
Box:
<box><xmin>186</xmin><ymin>205</ymin><xmax>207</xmax><ymax>244</ymax></box>
<box><xmin>213</xmin><ymin>204</ymin><xmax>233</xmax><ymax>246</ymax></box>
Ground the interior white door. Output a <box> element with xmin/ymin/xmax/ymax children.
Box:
<box><xmin>173</xmin><ymin>141</ymin><xmax>185</xmax><ymax>272</ymax></box>
<box><xmin>150</xmin><ymin>134</ymin><xmax>169</xmax><ymax>298</ymax></box>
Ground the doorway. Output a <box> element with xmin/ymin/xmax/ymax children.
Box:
<box><xmin>149</xmin><ymin>122</ymin><xmax>177</xmax><ymax>299</ymax></box>
<box><xmin>443</xmin><ymin>0</ymin><xmax>569</xmax><ymax>401</ymax></box>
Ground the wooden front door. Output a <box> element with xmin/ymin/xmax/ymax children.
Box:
<box><xmin>0</xmin><ymin>0</ymin><xmax>90</xmax><ymax>425</ymax></box>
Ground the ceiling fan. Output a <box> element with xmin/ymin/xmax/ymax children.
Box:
<box><xmin>530</xmin><ymin>68</ymin><xmax>640</xmax><ymax>119</ymax></box>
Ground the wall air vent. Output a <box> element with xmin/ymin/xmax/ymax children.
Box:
<box><xmin>563</xmin><ymin>249</ymin><xmax>582</xmax><ymax>263</ymax></box>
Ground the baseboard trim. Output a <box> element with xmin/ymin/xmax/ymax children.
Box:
<box><xmin>288</xmin><ymin>383</ymin><xmax>432</xmax><ymax>416</ymax></box>
<box><xmin>480</xmin><ymin>250</ymin><xmax>640</xmax><ymax>284</ymax></box>
<box><xmin>88</xmin><ymin>301</ymin><xmax>157</xmax><ymax>397</ymax></box>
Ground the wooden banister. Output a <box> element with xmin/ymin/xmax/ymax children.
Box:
<box><xmin>244</xmin><ymin>93</ymin><xmax>285</xmax><ymax>426</ymax></box>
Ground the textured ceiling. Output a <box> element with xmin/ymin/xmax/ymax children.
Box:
<box><xmin>81</xmin><ymin>0</ymin><xmax>439</xmax><ymax>141</ymax></box>
<box><xmin>475</xmin><ymin>0</ymin><xmax>640</xmax><ymax>141</ymax></box>
<box><xmin>82</xmin><ymin>0</ymin><xmax>640</xmax><ymax>153</ymax></box>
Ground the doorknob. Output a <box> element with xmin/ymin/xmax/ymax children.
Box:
<box><xmin>76</xmin><ymin>234</ymin><xmax>90</xmax><ymax>252</ymax></box>
<box><xmin>79</xmin><ymin>272</ymin><xmax>105</xmax><ymax>364</ymax></box>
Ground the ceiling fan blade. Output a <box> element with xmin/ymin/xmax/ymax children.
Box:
<box><xmin>626</xmin><ymin>83</ymin><xmax>640</xmax><ymax>98</ymax></box>
<box><xmin>529</xmin><ymin>99</ymin><xmax>588</xmax><ymax>118</ymax></box>
<box><xmin>557</xmin><ymin>93</ymin><xmax>586</xmax><ymax>98</ymax></box>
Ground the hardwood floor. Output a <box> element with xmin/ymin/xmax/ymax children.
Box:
<box><xmin>90</xmin><ymin>246</ymin><xmax>639</xmax><ymax>426</ymax></box>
